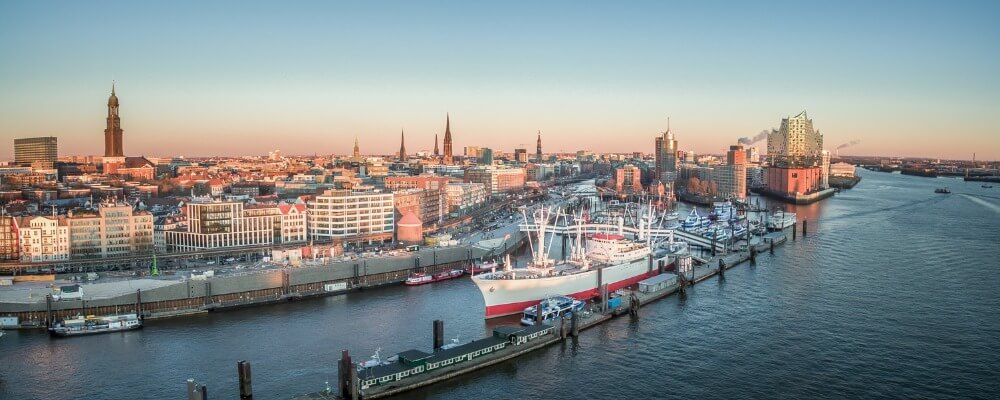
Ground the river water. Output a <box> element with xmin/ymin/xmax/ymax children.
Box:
<box><xmin>3</xmin><ymin>170</ymin><xmax>999</xmax><ymax>399</ymax></box>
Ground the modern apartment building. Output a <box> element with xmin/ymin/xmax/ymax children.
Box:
<box><xmin>445</xmin><ymin>183</ymin><xmax>486</xmax><ymax>214</ymax></box>
<box><xmin>464</xmin><ymin>166</ymin><xmax>526</xmax><ymax>196</ymax></box>
<box><xmin>164</xmin><ymin>201</ymin><xmax>275</xmax><ymax>251</ymax></box>
<box><xmin>613</xmin><ymin>165</ymin><xmax>643</xmax><ymax>194</ymax></box>
<box><xmin>307</xmin><ymin>187</ymin><xmax>394</xmax><ymax>243</ymax></box>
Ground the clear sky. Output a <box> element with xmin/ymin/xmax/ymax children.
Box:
<box><xmin>1</xmin><ymin>1</ymin><xmax>998</xmax><ymax>160</ymax></box>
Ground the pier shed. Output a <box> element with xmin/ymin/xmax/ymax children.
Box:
<box><xmin>492</xmin><ymin>324</ymin><xmax>555</xmax><ymax>345</ymax></box>
<box><xmin>638</xmin><ymin>274</ymin><xmax>677</xmax><ymax>294</ymax></box>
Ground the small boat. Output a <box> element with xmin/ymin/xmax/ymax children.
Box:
<box><xmin>982</xmin><ymin>185</ymin><xmax>994</xmax><ymax>189</ymax></box>
<box><xmin>520</xmin><ymin>296</ymin><xmax>585</xmax><ymax>326</ymax></box>
<box><xmin>49</xmin><ymin>314</ymin><xmax>142</xmax><ymax>337</ymax></box>
<box><xmin>467</xmin><ymin>260</ymin><xmax>499</xmax><ymax>274</ymax></box>
<box><xmin>404</xmin><ymin>269</ymin><xmax>465</xmax><ymax>285</ymax></box>
<box><xmin>767</xmin><ymin>211</ymin><xmax>797</xmax><ymax>230</ymax></box>
<box><xmin>934</xmin><ymin>187</ymin><xmax>951</xmax><ymax>194</ymax></box>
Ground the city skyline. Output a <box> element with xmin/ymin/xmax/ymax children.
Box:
<box><xmin>2</xmin><ymin>1</ymin><xmax>999</xmax><ymax>160</ymax></box>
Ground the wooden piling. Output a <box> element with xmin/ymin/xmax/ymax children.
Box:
<box><xmin>792</xmin><ymin>222</ymin><xmax>797</xmax><ymax>240</ymax></box>
<box><xmin>433</xmin><ymin>320</ymin><xmax>444</xmax><ymax>351</ymax></box>
<box><xmin>237</xmin><ymin>360</ymin><xmax>253</xmax><ymax>400</ymax></box>
<box><xmin>45</xmin><ymin>294</ymin><xmax>53</xmax><ymax>327</ymax></box>
<box><xmin>135</xmin><ymin>289</ymin><xmax>143</xmax><ymax>319</ymax></box>
<box><xmin>570</xmin><ymin>311</ymin><xmax>579</xmax><ymax>337</ymax></box>
<box><xmin>770</xmin><ymin>238</ymin><xmax>774</xmax><ymax>254</ymax></box>
<box><xmin>803</xmin><ymin>219</ymin><xmax>808</xmax><ymax>236</ymax></box>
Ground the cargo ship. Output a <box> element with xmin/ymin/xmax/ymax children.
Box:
<box><xmin>471</xmin><ymin>206</ymin><xmax>668</xmax><ymax>318</ymax></box>
<box><xmin>404</xmin><ymin>269</ymin><xmax>464</xmax><ymax>285</ymax></box>
<box><xmin>48</xmin><ymin>314</ymin><xmax>142</xmax><ymax>337</ymax></box>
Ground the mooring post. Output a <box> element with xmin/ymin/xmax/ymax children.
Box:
<box><xmin>186</xmin><ymin>378</ymin><xmax>206</xmax><ymax>400</ymax></box>
<box><xmin>135</xmin><ymin>289</ymin><xmax>143</xmax><ymax>319</ymax></box>
<box><xmin>570</xmin><ymin>310</ymin><xmax>579</xmax><ymax>337</ymax></box>
<box><xmin>750</xmin><ymin>246</ymin><xmax>757</xmax><ymax>263</ymax></box>
<box><xmin>433</xmin><ymin>320</ymin><xmax>444</xmax><ymax>351</ymax></box>
<box><xmin>792</xmin><ymin>222</ymin><xmax>797</xmax><ymax>240</ymax></box>
<box><xmin>718</xmin><ymin>258</ymin><xmax>725</xmax><ymax>277</ymax></box>
<box><xmin>770</xmin><ymin>238</ymin><xmax>775</xmax><ymax>254</ymax></box>
<box><xmin>596</xmin><ymin>268</ymin><xmax>604</xmax><ymax>312</ymax></box>
<box><xmin>339</xmin><ymin>350</ymin><xmax>353</xmax><ymax>400</ymax></box>
<box><xmin>536</xmin><ymin>301</ymin><xmax>545</xmax><ymax>324</ymax></box>
<box><xmin>803</xmin><ymin>219</ymin><xmax>808</xmax><ymax>237</ymax></box>
<box><xmin>559</xmin><ymin>314</ymin><xmax>567</xmax><ymax>339</ymax></box>
<box><xmin>237</xmin><ymin>360</ymin><xmax>252</xmax><ymax>400</ymax></box>
<box><xmin>45</xmin><ymin>294</ymin><xmax>53</xmax><ymax>327</ymax></box>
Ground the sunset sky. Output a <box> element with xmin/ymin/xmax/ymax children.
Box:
<box><xmin>1</xmin><ymin>1</ymin><xmax>998</xmax><ymax>160</ymax></box>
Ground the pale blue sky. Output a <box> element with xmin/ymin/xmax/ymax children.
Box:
<box><xmin>1</xmin><ymin>1</ymin><xmax>998</xmax><ymax>159</ymax></box>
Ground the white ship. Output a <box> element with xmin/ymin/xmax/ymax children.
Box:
<box><xmin>471</xmin><ymin>206</ymin><xmax>667</xmax><ymax>318</ymax></box>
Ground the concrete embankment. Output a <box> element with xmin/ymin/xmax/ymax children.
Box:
<box><xmin>0</xmin><ymin>233</ymin><xmax>527</xmax><ymax>328</ymax></box>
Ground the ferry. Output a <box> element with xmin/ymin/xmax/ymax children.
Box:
<box><xmin>767</xmin><ymin>211</ymin><xmax>797</xmax><ymax>230</ymax></box>
<box><xmin>48</xmin><ymin>314</ymin><xmax>142</xmax><ymax>337</ymax></box>
<box><xmin>711</xmin><ymin>202</ymin><xmax>738</xmax><ymax>222</ymax></box>
<box><xmin>681</xmin><ymin>209</ymin><xmax>707</xmax><ymax>230</ymax></box>
<box><xmin>934</xmin><ymin>187</ymin><xmax>951</xmax><ymax>193</ymax></box>
<box><xmin>404</xmin><ymin>269</ymin><xmax>465</xmax><ymax>285</ymax></box>
<box><xmin>472</xmin><ymin>206</ymin><xmax>668</xmax><ymax>318</ymax></box>
<box><xmin>520</xmin><ymin>295</ymin><xmax>586</xmax><ymax>326</ymax></box>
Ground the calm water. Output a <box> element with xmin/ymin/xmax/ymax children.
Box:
<box><xmin>3</xmin><ymin>170</ymin><xmax>1000</xmax><ymax>400</ymax></box>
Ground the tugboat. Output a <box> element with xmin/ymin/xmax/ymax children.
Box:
<box><xmin>48</xmin><ymin>314</ymin><xmax>142</xmax><ymax>337</ymax></box>
<box><xmin>934</xmin><ymin>187</ymin><xmax>951</xmax><ymax>194</ymax></box>
<box><xmin>404</xmin><ymin>269</ymin><xmax>465</xmax><ymax>285</ymax></box>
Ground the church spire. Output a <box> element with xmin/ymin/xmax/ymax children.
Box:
<box><xmin>353</xmin><ymin>136</ymin><xmax>360</xmax><ymax>158</ymax></box>
<box><xmin>536</xmin><ymin>130</ymin><xmax>542</xmax><ymax>162</ymax></box>
<box><xmin>398</xmin><ymin>129</ymin><xmax>407</xmax><ymax>162</ymax></box>
<box><xmin>434</xmin><ymin>133</ymin><xmax>439</xmax><ymax>157</ymax></box>
<box><xmin>442</xmin><ymin>113</ymin><xmax>453</xmax><ymax>164</ymax></box>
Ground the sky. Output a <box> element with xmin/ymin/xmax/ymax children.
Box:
<box><xmin>1</xmin><ymin>1</ymin><xmax>998</xmax><ymax>160</ymax></box>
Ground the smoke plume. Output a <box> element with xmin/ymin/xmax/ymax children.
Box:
<box><xmin>738</xmin><ymin>129</ymin><xmax>770</xmax><ymax>146</ymax></box>
<box><xmin>837</xmin><ymin>139</ymin><xmax>861</xmax><ymax>150</ymax></box>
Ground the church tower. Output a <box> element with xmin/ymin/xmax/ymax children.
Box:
<box><xmin>102</xmin><ymin>82</ymin><xmax>126</xmax><ymax>174</ymax></box>
<box><xmin>353</xmin><ymin>137</ymin><xmax>361</xmax><ymax>159</ymax></box>
<box><xmin>104</xmin><ymin>82</ymin><xmax>124</xmax><ymax>157</ymax></box>
<box><xmin>434</xmin><ymin>133</ymin><xmax>440</xmax><ymax>157</ymax></box>
<box><xmin>536</xmin><ymin>131</ymin><xmax>543</xmax><ymax>162</ymax></box>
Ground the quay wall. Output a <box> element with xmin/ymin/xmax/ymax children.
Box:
<box><xmin>0</xmin><ymin>232</ymin><xmax>527</xmax><ymax>327</ymax></box>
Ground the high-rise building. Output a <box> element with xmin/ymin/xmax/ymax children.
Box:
<box><xmin>442</xmin><ymin>114</ymin><xmax>454</xmax><ymax>164</ymax></box>
<box><xmin>764</xmin><ymin>111</ymin><xmax>828</xmax><ymax>200</ymax></box>
<box><xmin>535</xmin><ymin>131</ymin><xmax>543</xmax><ymax>162</ymax></box>
<box><xmin>514</xmin><ymin>148</ymin><xmax>528</xmax><ymax>163</ymax></box>
<box><xmin>614</xmin><ymin>165</ymin><xmax>643</xmax><ymax>194</ymax></box>
<box><xmin>745</xmin><ymin>146</ymin><xmax>760</xmax><ymax>164</ymax></box>
<box><xmin>14</xmin><ymin>137</ymin><xmax>57</xmax><ymax>168</ymax></box>
<box><xmin>715</xmin><ymin>145</ymin><xmax>747</xmax><ymax>200</ymax></box>
<box><xmin>654</xmin><ymin>122</ymin><xmax>678</xmax><ymax>184</ymax></box>
<box><xmin>478</xmin><ymin>148</ymin><xmax>494</xmax><ymax>165</ymax></box>
<box><xmin>767</xmin><ymin>111</ymin><xmax>823</xmax><ymax>166</ymax></box>
<box><xmin>104</xmin><ymin>83</ymin><xmax>124</xmax><ymax>157</ymax></box>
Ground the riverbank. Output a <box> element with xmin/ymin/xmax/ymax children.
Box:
<box><xmin>0</xmin><ymin>233</ymin><xmax>529</xmax><ymax>329</ymax></box>
<box><xmin>290</xmin><ymin>231</ymin><xmax>790</xmax><ymax>400</ymax></box>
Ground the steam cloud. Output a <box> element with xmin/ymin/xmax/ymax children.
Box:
<box><xmin>738</xmin><ymin>129</ymin><xmax>770</xmax><ymax>145</ymax></box>
<box><xmin>837</xmin><ymin>140</ymin><xmax>861</xmax><ymax>150</ymax></box>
